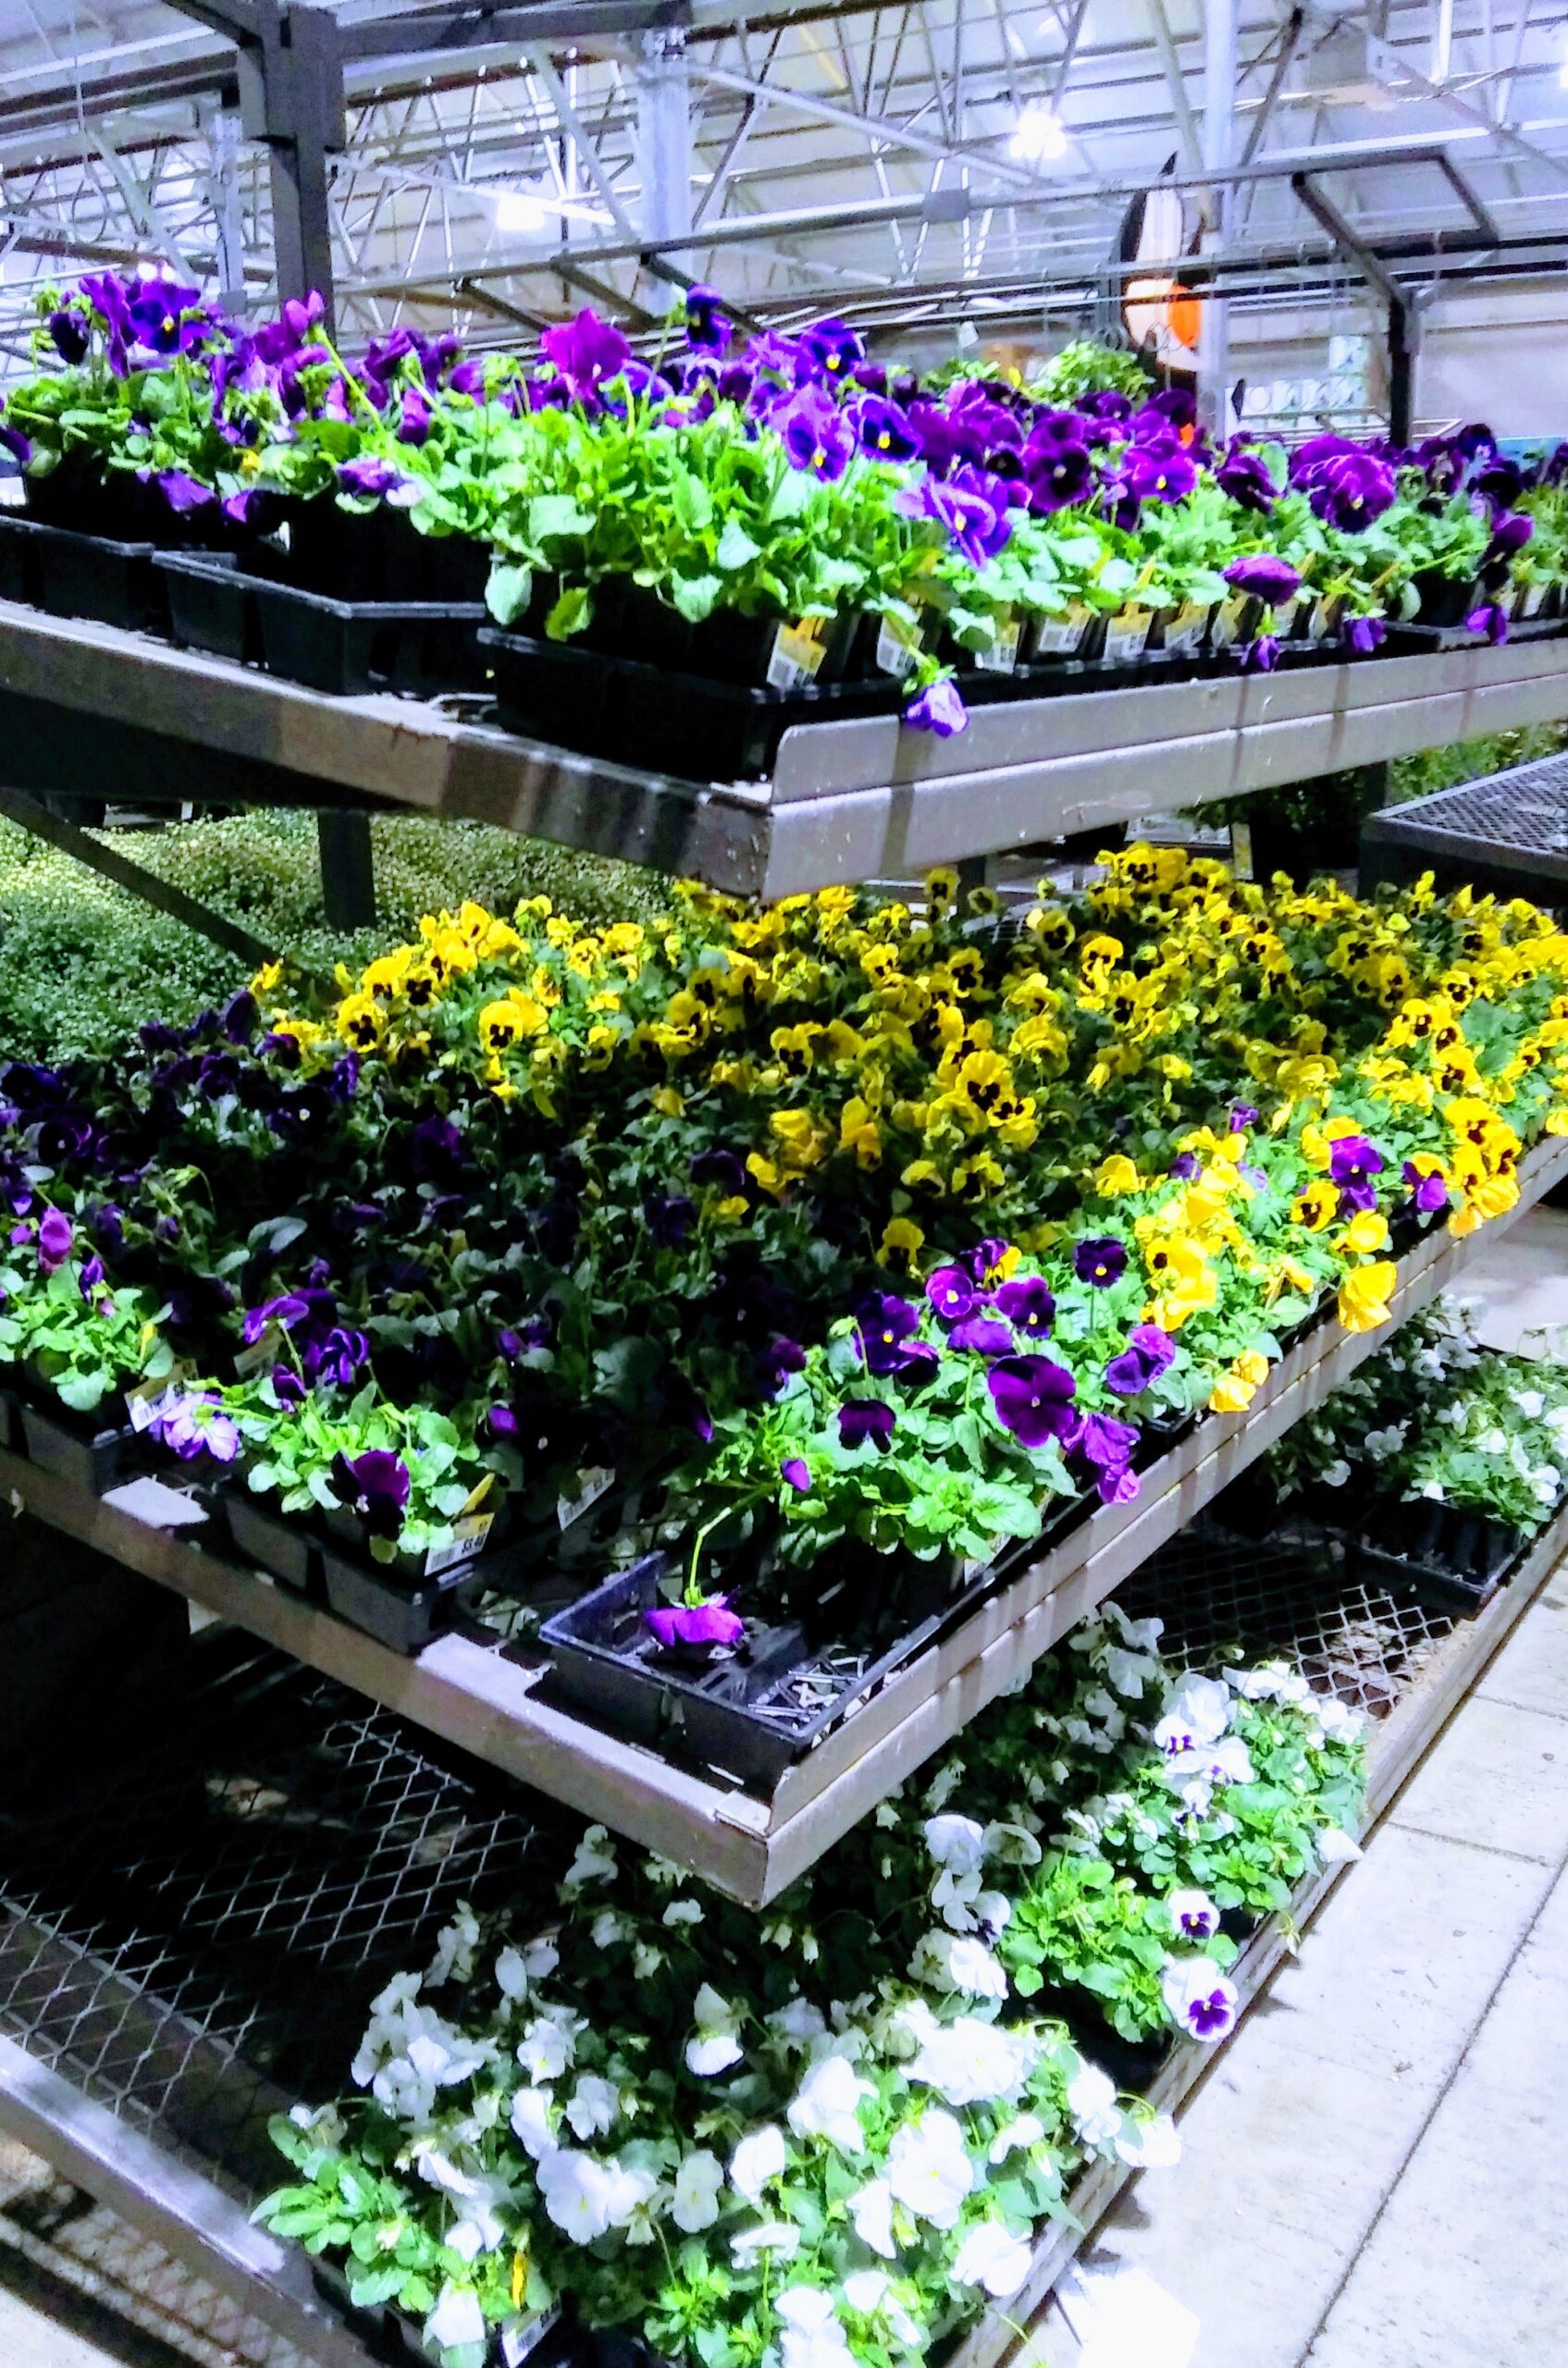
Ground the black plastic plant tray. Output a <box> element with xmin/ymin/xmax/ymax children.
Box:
<box><xmin>539</xmin><ymin>1511</ymin><xmax>1084</xmax><ymax>1792</ymax></box>
<box><xmin>1385</xmin><ymin>617</ymin><xmax>1564</xmax><ymax>656</ymax></box>
<box><xmin>481</xmin><ymin>628</ymin><xmax>907</xmax><ymax>782</ymax></box>
<box><xmin>252</xmin><ymin>577</ymin><xmax>488</xmax><ymax>697</ymax></box>
<box><xmin>0</xmin><ymin>511</ymin><xmax>169</xmax><ymax>637</ymax></box>
<box><xmin>154</xmin><ymin>549</ymin><xmax>259</xmax><ymax>667</ymax></box>
<box><xmin>1347</xmin><ymin>1494</ymin><xmax>1529</xmax><ymax>1612</ymax></box>
<box><xmin>319</xmin><ymin>1536</ymin><xmax>489</xmax><ymax>1654</ymax></box>
<box><xmin>223</xmin><ymin>1485</ymin><xmax>323</xmax><ymax>1597</ymax></box>
<box><xmin>15</xmin><ymin>1394</ymin><xmax>138</xmax><ymax>1495</ymax></box>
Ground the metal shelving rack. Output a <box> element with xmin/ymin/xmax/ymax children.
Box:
<box><xmin>2</xmin><ymin>1128</ymin><xmax>1564</xmax><ymax>1916</ymax></box>
<box><xmin>7</xmin><ymin>598</ymin><xmax>1568</xmax><ymax>896</ymax></box>
<box><xmin>0</xmin><ymin>1510</ymin><xmax>1555</xmax><ymax>2368</ymax></box>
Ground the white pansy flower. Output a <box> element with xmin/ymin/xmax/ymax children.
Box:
<box><xmin>1314</xmin><ymin>1695</ymin><xmax>1364</xmax><ymax>1743</ymax></box>
<box><xmin>564</xmin><ymin>2074</ymin><xmax>619</xmax><ymax>2140</ymax></box>
<box><xmin>730</xmin><ymin>2219</ymin><xmax>799</xmax><ymax>2264</ymax></box>
<box><xmin>767</xmin><ymin>1996</ymin><xmax>827</xmax><ymax>2051</ymax></box>
<box><xmin>562</xmin><ymin>1826</ymin><xmax>617</xmax><ymax>1894</ymax></box>
<box><xmin>495</xmin><ymin>1946</ymin><xmax>531</xmax><ymax>2002</ymax></box>
<box><xmin>631</xmin><ymin>1942</ymin><xmax>664</xmax><ymax>1980</ymax></box>
<box><xmin>671</xmin><ymin>2151</ymin><xmax>724</xmax><ymax>2234</ymax></box>
<box><xmin>1065</xmin><ymin>2061</ymin><xmax>1121</xmax><ymax>2148</ymax></box>
<box><xmin>1160</xmin><ymin>1957</ymin><xmax>1239</xmax><ymax>2043</ymax></box>
<box><xmin>589</xmin><ymin>1910</ymin><xmax>628</xmax><ymax>1951</ymax></box>
<box><xmin>909</xmin><ymin>1930</ymin><xmax>1008</xmax><ymax>2000</ymax></box>
<box><xmin>842</xmin><ymin>2270</ymin><xmax>891</xmax><ymax>2318</ymax></box>
<box><xmin>522</xmin><ymin>1938</ymin><xmax>558</xmax><ymax>1981</ymax></box>
<box><xmin>1103</xmin><ymin>1645</ymin><xmax>1163</xmax><ymax>1698</ymax></box>
<box><xmin>1363</xmin><ymin>1423</ymin><xmax>1406</xmax><ymax>1462</ymax></box>
<box><xmin>885</xmin><ymin>2108</ymin><xmax>974</xmax><ymax>2229</ymax></box>
<box><xmin>787</xmin><ymin>2055</ymin><xmax>875</xmax><ymax>2152</ymax></box>
<box><xmin>910</xmin><ymin>2017</ymin><xmax>1029</xmax><ymax>2107</ymax></box>
<box><xmin>426</xmin><ymin>2284</ymin><xmax>486</xmax><ymax>2352</ymax></box>
<box><xmin>730</xmin><ymin>2123</ymin><xmax>788</xmax><ymax>2204</ymax></box>
<box><xmin>923</xmin><ymin>1814</ymin><xmax>986</xmax><ymax>1875</ymax></box>
<box><xmin>848</xmin><ymin>2177</ymin><xmax>896</xmax><ymax>2259</ymax></box>
<box><xmin>602</xmin><ymin>2158</ymin><xmax>659</xmax><ymax>2236</ymax></box>
<box><xmin>1321</xmin><ymin>1458</ymin><xmax>1352</xmax><ymax>1488</ymax></box>
<box><xmin>1476</xmin><ymin>1426</ymin><xmax>1509</xmax><ymax>1457</ymax></box>
<box><xmin>924</xmin><ymin>1764</ymin><xmax>963</xmax><ymax>1811</ymax></box>
<box><xmin>775</xmin><ymin>2287</ymin><xmax>851</xmax><ymax>2368</ymax></box>
<box><xmin>982</xmin><ymin>1819</ymin><xmax>1043</xmax><ymax>1867</ymax></box>
<box><xmin>663</xmin><ymin>1898</ymin><xmax>705</xmax><ymax>1929</ymax></box>
<box><xmin>516</xmin><ymin>2012</ymin><xmax>579</xmax><ymax>2083</ymax></box>
<box><xmin>1315</xmin><ymin>1824</ymin><xmax>1364</xmax><ymax>1866</ymax></box>
<box><xmin>1153</xmin><ymin>1673</ymin><xmax>1232</xmax><ymax>1756</ymax></box>
<box><xmin>426</xmin><ymin>1904</ymin><xmax>480</xmax><ymax>1988</ymax></box>
<box><xmin>537</xmin><ymin>2151</ymin><xmax>618</xmax><ymax>2243</ymax></box>
<box><xmin>1167</xmin><ymin>1888</ymin><xmax>1220</xmax><ymax>1941</ymax></box>
<box><xmin>950</xmin><ymin>2219</ymin><xmax>1033</xmax><ymax>2300</ymax></box>
<box><xmin>1512</xmin><ymin>1387</ymin><xmax>1546</xmax><ymax>1419</ymax></box>
<box><xmin>686</xmin><ymin>1983</ymin><xmax>744</xmax><ymax>2078</ymax></box>
<box><xmin>886</xmin><ymin>1997</ymin><xmax>942</xmax><ymax>2059</ymax></box>
<box><xmin>1418</xmin><ymin>1477</ymin><xmax>1446</xmax><ymax>1500</ymax></box>
<box><xmin>509</xmin><ymin>2087</ymin><xmax>556</xmax><ymax>2161</ymax></box>
<box><xmin>988</xmin><ymin>2113</ymin><xmax>1044</xmax><ymax>2164</ymax></box>
<box><xmin>1116</xmin><ymin>2112</ymin><xmax>1181</xmax><ymax>2169</ymax></box>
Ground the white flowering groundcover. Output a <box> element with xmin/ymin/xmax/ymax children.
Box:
<box><xmin>261</xmin><ymin>1604</ymin><xmax>1366</xmax><ymax>2368</ymax></box>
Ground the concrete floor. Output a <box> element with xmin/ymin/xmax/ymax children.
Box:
<box><xmin>2</xmin><ymin>1210</ymin><xmax>1565</xmax><ymax>2367</ymax></box>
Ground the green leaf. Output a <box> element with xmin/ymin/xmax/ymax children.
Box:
<box><xmin>55</xmin><ymin>1371</ymin><xmax>108</xmax><ymax>1413</ymax></box>
<box><xmin>485</xmin><ymin>561</ymin><xmax>532</xmax><ymax>625</ymax></box>
<box><xmin>669</xmin><ymin>574</ymin><xmax>722</xmax><ymax>624</ymax></box>
<box><xmin>715</xmin><ymin>519</ymin><xmax>761</xmax><ymax>572</ymax></box>
<box><xmin>545</xmin><ymin>584</ymin><xmax>593</xmax><ymax>640</ymax></box>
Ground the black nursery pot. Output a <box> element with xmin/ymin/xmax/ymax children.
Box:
<box><xmin>223</xmin><ymin>1483</ymin><xmax>322</xmax><ymax>1598</ymax></box>
<box><xmin>1353</xmin><ymin>1493</ymin><xmax>1529</xmax><ymax>1612</ymax></box>
<box><xmin>16</xmin><ymin>1392</ymin><xmax>138</xmax><ymax>1496</ymax></box>
<box><xmin>268</xmin><ymin>498</ymin><xmax>488</xmax><ymax>605</ymax></box>
<box><xmin>319</xmin><ymin>1538</ymin><xmax>487</xmax><ymax>1655</ymax></box>
<box><xmin>1409</xmin><ymin>567</ymin><xmax>1478</xmax><ymax>630</ymax></box>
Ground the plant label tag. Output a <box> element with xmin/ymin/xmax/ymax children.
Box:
<box><xmin>502</xmin><ymin>2312</ymin><xmax>563</xmax><ymax>2366</ymax></box>
<box><xmin>1034</xmin><ymin>605</ymin><xmax>1086</xmax><ymax>656</ymax></box>
<box><xmin>426</xmin><ymin>1510</ymin><xmax>494</xmax><ymax>1577</ymax></box>
<box><xmin>767</xmin><ymin>618</ymin><xmax>827</xmax><ymax>691</ymax></box>
<box><xmin>1164</xmin><ymin>601</ymin><xmax>1206</xmax><ymax>654</ymax></box>
<box><xmin>127</xmin><ymin>1385</ymin><xmax>170</xmax><ymax>1434</ymax></box>
<box><xmin>1522</xmin><ymin>581</ymin><xmax>1546</xmax><ymax>618</ymax></box>
<box><xmin>1208</xmin><ymin>596</ymin><xmax>1246</xmax><ymax>648</ymax></box>
<box><xmin>234</xmin><ymin>1321</ymin><xmax>287</xmax><ymax>1381</ymax></box>
<box><xmin>875</xmin><ymin>619</ymin><xmax>912</xmax><ymax>675</ymax></box>
<box><xmin>976</xmin><ymin>613</ymin><xmax>1022</xmax><ymax>673</ymax></box>
<box><xmin>1310</xmin><ymin>596</ymin><xmax>1339</xmax><ymax>641</ymax></box>
<box><xmin>1105</xmin><ymin>606</ymin><xmax>1151</xmax><ymax>661</ymax></box>
<box><xmin>103</xmin><ymin>1475</ymin><xmax>210</xmax><ymax>1530</ymax></box>
<box><xmin>558</xmin><ymin>1463</ymin><xmax>616</xmax><ymax>1531</ymax></box>
<box><xmin>1230</xmin><ymin>820</ymin><xmax>1254</xmax><ymax>880</ymax></box>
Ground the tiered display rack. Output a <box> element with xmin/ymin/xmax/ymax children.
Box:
<box><xmin>4</xmin><ymin>582</ymin><xmax>1568</xmax><ymax>2366</ymax></box>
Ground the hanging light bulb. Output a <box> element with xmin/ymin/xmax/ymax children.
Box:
<box><xmin>494</xmin><ymin>185</ymin><xmax>549</xmax><ymax>234</ymax></box>
<box><xmin>1009</xmin><ymin>101</ymin><xmax>1068</xmax><ymax>165</ymax></box>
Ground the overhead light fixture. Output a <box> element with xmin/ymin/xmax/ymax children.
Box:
<box><xmin>1009</xmin><ymin>101</ymin><xmax>1068</xmax><ymax>165</ymax></box>
<box><xmin>494</xmin><ymin>184</ymin><xmax>549</xmax><ymax>234</ymax></box>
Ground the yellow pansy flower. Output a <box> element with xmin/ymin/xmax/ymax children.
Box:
<box><xmin>879</xmin><ymin>1216</ymin><xmax>925</xmax><ymax>1273</ymax></box>
<box><xmin>1338</xmin><ymin>1261</ymin><xmax>1398</xmax><ymax>1333</ymax></box>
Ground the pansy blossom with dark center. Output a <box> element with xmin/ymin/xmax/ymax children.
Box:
<box><xmin>987</xmin><ymin>1354</ymin><xmax>1078</xmax><ymax>1449</ymax></box>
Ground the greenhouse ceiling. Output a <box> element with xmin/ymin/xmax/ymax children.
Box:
<box><xmin>2</xmin><ymin>0</ymin><xmax>1567</xmax><ymax>364</ymax></box>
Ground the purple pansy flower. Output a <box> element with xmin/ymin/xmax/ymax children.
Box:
<box><xmin>270</xmin><ymin>1366</ymin><xmax>306</xmax><ymax>1409</ymax></box>
<box><xmin>988</xmin><ymin>1354</ymin><xmax>1078</xmax><ymax>1449</ymax></box>
<box><xmin>994</xmin><ymin>1276</ymin><xmax>1056</xmax><ymax>1337</ymax></box>
<box><xmin>856</xmin><ymin>1292</ymin><xmax>924</xmax><ymax>1375</ymax></box>
<box><xmin>1239</xmin><ymin>634</ymin><xmax>1280</xmax><ymax>672</ymax></box>
<box><xmin>1168</xmin><ymin>1151</ymin><xmax>1201</xmax><ymax>1181</ymax></box>
<box><xmin>1072</xmin><ymin>1238</ymin><xmax>1128</xmax><ymax>1290</ymax></box>
<box><xmin>330</xmin><ymin>1448</ymin><xmax>412</xmax><ymax>1539</ymax></box>
<box><xmin>48</xmin><ymin>307</ymin><xmax>90</xmax><ymax>365</ymax></box>
<box><xmin>1076</xmin><ymin>1410</ymin><xmax>1141</xmax><ymax>1473</ymax></box>
<box><xmin>927</xmin><ymin>1266</ymin><xmax>978</xmax><ymax>1325</ymax></box>
<box><xmin>539</xmin><ymin>308</ymin><xmax>632</xmax><ymax>403</ymax></box>
<box><xmin>1229</xmin><ymin>1103</ymin><xmax>1259</xmax><ymax>1131</ymax></box>
<box><xmin>839</xmin><ymin>1398</ymin><xmax>895</xmax><ymax>1451</ymax></box>
<box><xmin>647</xmin><ymin>1597</ymin><xmax>746</xmax><ymax>1650</ymax></box>
<box><xmin>1305</xmin><ymin>448</ymin><xmax>1396</xmax><ymax>531</ymax></box>
<box><xmin>781</xmin><ymin>1455</ymin><xmax>812</xmax><ymax>1493</ymax></box>
<box><xmin>968</xmin><ymin>1239</ymin><xmax>1009</xmax><ymax>1283</ymax></box>
<box><xmin>156</xmin><ymin>470</ymin><xmax>215</xmax><ymax>515</ymax></box>
<box><xmin>1222</xmin><ymin>554</ymin><xmax>1301</xmax><ymax>608</ymax></box>
<box><xmin>1342</xmin><ymin>614</ymin><xmax>1384</xmax><ymax>655</ymax></box>
<box><xmin>152</xmin><ymin>1388</ymin><xmax>241</xmax><ymax>1465</ymax></box>
<box><xmin>684</xmin><ymin>285</ymin><xmax>732</xmax><ymax>356</ymax></box>
<box><xmin>775</xmin><ymin>384</ymin><xmax>854</xmax><ymax>481</ymax></box>
<box><xmin>1403</xmin><ymin>1159</ymin><xmax>1450</xmax><ymax>1215</ymax></box>
<box><xmin>903</xmin><ymin>679</ymin><xmax>968</xmax><ymax>736</ymax></box>
<box><xmin>1105</xmin><ymin>1323</ymin><xmax>1177</xmax><ymax>1399</ymax></box>
<box><xmin>948</xmin><ymin>1314</ymin><xmax>1015</xmax><ymax>1357</ymax></box>
<box><xmin>1465</xmin><ymin>602</ymin><xmax>1509</xmax><ymax>645</ymax></box>
<box><xmin>37</xmin><ymin>1208</ymin><xmax>73</xmax><ymax>1272</ymax></box>
<box><xmin>337</xmin><ymin>454</ymin><xmax>415</xmax><ymax>502</ymax></box>
<box><xmin>854</xmin><ymin>393</ymin><xmax>920</xmax><ymax>464</ymax></box>
<box><xmin>797</xmin><ymin>317</ymin><xmax>864</xmax><ymax>382</ymax></box>
<box><xmin>691</xmin><ymin>1147</ymin><xmax>748</xmax><ymax>1195</ymax></box>
<box><xmin>1216</xmin><ymin>447</ymin><xmax>1276</xmax><ymax>512</ymax></box>
<box><xmin>759</xmin><ymin>1336</ymin><xmax>808</xmax><ymax>1396</ymax></box>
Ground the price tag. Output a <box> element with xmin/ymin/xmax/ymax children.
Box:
<box><xmin>234</xmin><ymin>1320</ymin><xmax>286</xmax><ymax>1381</ymax></box>
<box><xmin>1311</xmin><ymin>595</ymin><xmax>1340</xmax><ymax>641</ymax></box>
<box><xmin>1033</xmin><ymin>603</ymin><xmax>1088</xmax><ymax>657</ymax></box>
<box><xmin>1163</xmin><ymin>600</ymin><xmax>1206</xmax><ymax>655</ymax></box>
<box><xmin>558</xmin><ymin>1463</ymin><xmax>617</xmax><ymax>1532</ymax></box>
<box><xmin>875</xmin><ymin>619</ymin><xmax>915</xmax><ymax>675</ymax></box>
<box><xmin>1208</xmin><ymin>596</ymin><xmax>1246</xmax><ymax>649</ymax></box>
<box><xmin>1104</xmin><ymin>606</ymin><xmax>1152</xmax><ymax>662</ymax></box>
<box><xmin>426</xmin><ymin>1510</ymin><xmax>495</xmax><ymax>1577</ymax></box>
<box><xmin>975</xmin><ymin>612</ymin><xmax>1022</xmax><ymax>674</ymax></box>
<box><xmin>766</xmin><ymin>617</ymin><xmax>829</xmax><ymax>691</ymax></box>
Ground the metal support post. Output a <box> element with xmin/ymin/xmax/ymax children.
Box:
<box><xmin>316</xmin><ymin>808</ymin><xmax>377</xmax><ymax>931</ymax></box>
<box><xmin>636</xmin><ymin>27</ymin><xmax>694</xmax><ymax>302</ymax></box>
<box><xmin>1388</xmin><ymin>297</ymin><xmax>1417</xmax><ymax>444</ymax></box>
<box><xmin>1198</xmin><ymin>0</ymin><xmax>1238</xmax><ymax>436</ymax></box>
<box><xmin>204</xmin><ymin>108</ymin><xmax>248</xmax><ymax>306</ymax></box>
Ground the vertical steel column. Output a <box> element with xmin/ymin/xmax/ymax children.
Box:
<box><xmin>636</xmin><ymin>28</ymin><xmax>694</xmax><ymax>299</ymax></box>
<box><xmin>1199</xmin><ymin>0</ymin><xmax>1238</xmax><ymax>436</ymax></box>
<box><xmin>1388</xmin><ymin>297</ymin><xmax>1417</xmax><ymax>443</ymax></box>
<box><xmin>205</xmin><ymin>108</ymin><xmax>248</xmax><ymax>306</ymax></box>
<box><xmin>236</xmin><ymin>1</ymin><xmax>344</xmax><ymax>330</ymax></box>
<box><xmin>317</xmin><ymin>809</ymin><xmax>377</xmax><ymax>931</ymax></box>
